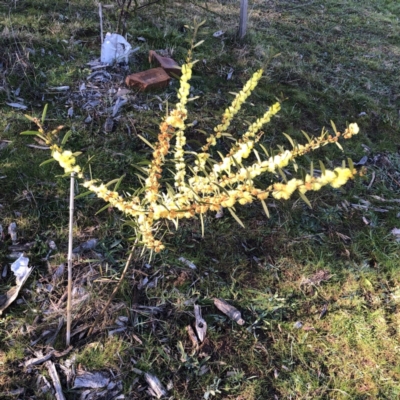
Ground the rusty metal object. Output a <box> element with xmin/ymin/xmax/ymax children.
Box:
<box><xmin>125</xmin><ymin>68</ymin><xmax>170</xmax><ymax>91</ymax></box>
<box><xmin>149</xmin><ymin>50</ymin><xmax>181</xmax><ymax>77</ymax></box>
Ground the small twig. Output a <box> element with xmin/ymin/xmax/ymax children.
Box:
<box><xmin>388</xmin><ymin>172</ymin><xmax>400</xmax><ymax>188</ymax></box>
<box><xmin>135</xmin><ymin>0</ymin><xmax>162</xmax><ymax>12</ymax></box>
<box><xmin>46</xmin><ymin>361</ymin><xmax>66</xmax><ymax>400</ymax></box>
<box><xmin>121</xmin><ymin>0</ymin><xmax>132</xmax><ymax>36</ymax></box>
<box><xmin>66</xmin><ymin>172</ymin><xmax>75</xmax><ymax>347</ymax></box>
<box><xmin>87</xmin><ymin>241</ymin><xmax>137</xmax><ymax>336</ymax></box>
<box><xmin>177</xmin><ymin>1</ymin><xmax>223</xmax><ymax>17</ymax></box>
<box><xmin>116</xmin><ymin>0</ymin><xmax>126</xmax><ymax>35</ymax></box>
<box><xmin>367</xmin><ymin>171</ymin><xmax>375</xmax><ymax>190</ymax></box>
<box><xmin>279</xmin><ymin>1</ymin><xmax>317</xmax><ymax>11</ymax></box>
<box><xmin>26</xmin><ymin>144</ymin><xmax>50</xmax><ymax>150</ymax></box>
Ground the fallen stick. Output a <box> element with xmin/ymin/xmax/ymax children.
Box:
<box><xmin>46</xmin><ymin>361</ymin><xmax>66</xmax><ymax>400</ymax></box>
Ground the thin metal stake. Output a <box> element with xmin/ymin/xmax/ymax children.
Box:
<box><xmin>239</xmin><ymin>0</ymin><xmax>248</xmax><ymax>39</ymax></box>
<box><xmin>66</xmin><ymin>172</ymin><xmax>75</xmax><ymax>346</ymax></box>
<box><xmin>99</xmin><ymin>3</ymin><xmax>104</xmax><ymax>44</ymax></box>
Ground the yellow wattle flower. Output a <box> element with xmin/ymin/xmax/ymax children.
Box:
<box><xmin>37</xmin><ymin>47</ymin><xmax>359</xmax><ymax>253</ymax></box>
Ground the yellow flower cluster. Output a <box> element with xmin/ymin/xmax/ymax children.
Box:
<box><xmin>267</xmin><ymin>167</ymin><xmax>356</xmax><ymax>200</ymax></box>
<box><xmin>32</xmin><ymin>53</ymin><xmax>359</xmax><ymax>253</ymax></box>
<box><xmin>51</xmin><ymin>145</ymin><xmax>83</xmax><ymax>177</ymax></box>
<box><xmin>202</xmin><ymin>69</ymin><xmax>264</xmax><ymax>152</ymax></box>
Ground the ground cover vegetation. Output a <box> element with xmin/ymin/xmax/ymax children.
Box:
<box><xmin>0</xmin><ymin>0</ymin><xmax>400</xmax><ymax>398</ymax></box>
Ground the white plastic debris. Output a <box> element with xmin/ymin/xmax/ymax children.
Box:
<box><xmin>178</xmin><ymin>257</ymin><xmax>197</xmax><ymax>270</ymax></box>
<box><xmin>11</xmin><ymin>254</ymin><xmax>30</xmax><ymax>285</ymax></box>
<box><xmin>293</xmin><ymin>321</ymin><xmax>303</xmax><ymax>329</ymax></box>
<box><xmin>213</xmin><ymin>30</ymin><xmax>224</xmax><ymax>37</ymax></box>
<box><xmin>49</xmin><ymin>86</ymin><xmax>70</xmax><ymax>91</ymax></box>
<box><xmin>8</xmin><ymin>222</ymin><xmax>17</xmax><ymax>243</ymax></box>
<box><xmin>101</xmin><ymin>32</ymin><xmax>132</xmax><ymax>64</ymax></box>
<box><xmin>215</xmin><ymin>207</ymin><xmax>224</xmax><ymax>219</ymax></box>
<box><xmin>391</xmin><ymin>228</ymin><xmax>400</xmax><ymax>242</ymax></box>
<box><xmin>0</xmin><ymin>254</ymin><xmax>32</xmax><ymax>315</ymax></box>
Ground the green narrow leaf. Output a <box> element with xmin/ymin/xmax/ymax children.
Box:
<box><xmin>298</xmin><ymin>191</ymin><xmax>312</xmax><ymax>208</ymax></box>
<box><xmin>347</xmin><ymin>157</ymin><xmax>354</xmax><ymax>171</ymax></box>
<box><xmin>105</xmin><ymin>177</ymin><xmax>122</xmax><ymax>188</ymax></box>
<box><xmin>277</xmin><ymin>167</ymin><xmax>287</xmax><ymax>183</ymax></box>
<box><xmin>259</xmin><ymin>144</ymin><xmax>269</xmax><ymax>157</ymax></box>
<box><xmin>21</xmin><ymin>131</ymin><xmax>46</xmax><ymax>143</ymax></box>
<box><xmin>310</xmin><ymin>161</ymin><xmax>314</xmax><ymax>177</ymax></box>
<box><xmin>74</xmin><ymin>190</ymin><xmax>94</xmax><ymax>199</ymax></box>
<box><xmin>41</xmin><ymin>104</ymin><xmax>48</xmax><ymax>124</ymax></box>
<box><xmin>194</xmin><ymin>129</ymin><xmax>208</xmax><ymax>136</ymax></box>
<box><xmin>61</xmin><ymin>130</ymin><xmax>72</xmax><ymax>145</ymax></box>
<box><xmin>217</xmin><ymin>151</ymin><xmax>225</xmax><ymax>161</ymax></box>
<box><xmin>113</xmin><ymin>174</ymin><xmax>126</xmax><ymax>191</ymax></box>
<box><xmin>301</xmin><ymin>130</ymin><xmax>312</xmax><ymax>143</ymax></box>
<box><xmin>95</xmin><ymin>203</ymin><xmax>112</xmax><ymax>215</ymax></box>
<box><xmin>193</xmin><ymin>40</ymin><xmax>205</xmax><ymax>48</ymax></box>
<box><xmin>39</xmin><ymin>158</ymin><xmax>56</xmax><ymax>167</ymax></box>
<box><xmin>220</xmin><ymin>132</ymin><xmax>234</xmax><ymax>139</ymax></box>
<box><xmin>330</xmin><ymin>120</ymin><xmax>338</xmax><ymax>135</ymax></box>
<box><xmin>24</xmin><ymin>114</ymin><xmax>36</xmax><ymax>123</ymax></box>
<box><xmin>227</xmin><ymin>207</ymin><xmax>245</xmax><ymax>228</ymax></box>
<box><xmin>131</xmin><ymin>164</ymin><xmax>149</xmax><ymax>175</ymax></box>
<box><xmin>319</xmin><ymin>160</ymin><xmax>326</xmax><ymax>175</ymax></box>
<box><xmin>277</xmin><ymin>145</ymin><xmax>285</xmax><ymax>153</ymax></box>
<box><xmin>165</xmin><ymin>182</ymin><xmax>176</xmax><ymax>198</ymax></box>
<box><xmin>299</xmin><ymin>167</ymin><xmax>306</xmax><ymax>181</ymax></box>
<box><xmin>335</xmin><ymin>141</ymin><xmax>343</xmax><ymax>151</ymax></box>
<box><xmin>135</xmin><ymin>160</ymin><xmax>151</xmax><ymax>166</ymax></box>
<box><xmin>230</xmin><ymin>154</ymin><xmax>242</xmax><ymax>170</ymax></box>
<box><xmin>200</xmin><ymin>213</ymin><xmax>205</xmax><ymax>237</ymax></box>
<box><xmin>137</xmin><ymin>134</ymin><xmax>155</xmax><ymax>150</ymax></box>
<box><xmin>261</xmin><ymin>199</ymin><xmax>270</xmax><ymax>218</ymax></box>
<box><xmin>21</xmin><ymin>130</ymin><xmax>40</xmax><ymax>135</ymax></box>
<box><xmin>134</xmin><ymin>172</ymin><xmax>147</xmax><ymax>181</ymax></box>
<box><xmin>282</xmin><ymin>132</ymin><xmax>295</xmax><ymax>148</ymax></box>
<box><xmin>212</xmin><ymin>182</ymin><xmax>230</xmax><ymax>195</ymax></box>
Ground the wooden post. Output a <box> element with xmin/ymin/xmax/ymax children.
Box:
<box><xmin>239</xmin><ymin>0</ymin><xmax>248</xmax><ymax>39</ymax></box>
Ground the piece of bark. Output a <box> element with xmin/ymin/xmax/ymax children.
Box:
<box><xmin>45</xmin><ymin>361</ymin><xmax>66</xmax><ymax>400</ymax></box>
<box><xmin>194</xmin><ymin>305</ymin><xmax>207</xmax><ymax>342</ymax></box>
<box><xmin>24</xmin><ymin>350</ymin><xmax>55</xmax><ymax>368</ymax></box>
<box><xmin>213</xmin><ymin>298</ymin><xmax>245</xmax><ymax>325</ymax></box>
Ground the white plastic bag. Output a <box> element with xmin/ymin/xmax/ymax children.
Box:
<box><xmin>101</xmin><ymin>32</ymin><xmax>132</xmax><ymax>64</ymax></box>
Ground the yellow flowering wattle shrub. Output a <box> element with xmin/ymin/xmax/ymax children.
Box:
<box><xmin>23</xmin><ymin>47</ymin><xmax>360</xmax><ymax>253</ymax></box>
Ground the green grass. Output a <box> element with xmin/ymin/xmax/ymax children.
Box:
<box><xmin>1</xmin><ymin>0</ymin><xmax>400</xmax><ymax>398</ymax></box>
